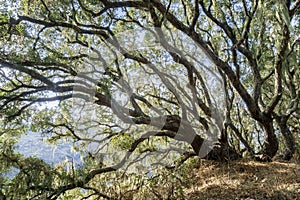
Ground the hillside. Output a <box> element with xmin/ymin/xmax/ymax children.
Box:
<box><xmin>185</xmin><ymin>159</ymin><xmax>300</xmax><ymax>200</ymax></box>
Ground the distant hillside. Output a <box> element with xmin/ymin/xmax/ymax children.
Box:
<box><xmin>16</xmin><ymin>132</ymin><xmax>81</xmax><ymax>166</ymax></box>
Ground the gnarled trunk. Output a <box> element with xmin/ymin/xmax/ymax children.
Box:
<box><xmin>205</xmin><ymin>140</ymin><xmax>242</xmax><ymax>161</ymax></box>
<box><xmin>256</xmin><ymin>118</ymin><xmax>279</xmax><ymax>161</ymax></box>
<box><xmin>276</xmin><ymin>117</ymin><xmax>295</xmax><ymax>160</ymax></box>
<box><xmin>204</xmin><ymin>128</ymin><xmax>241</xmax><ymax>162</ymax></box>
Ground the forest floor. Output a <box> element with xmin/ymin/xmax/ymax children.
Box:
<box><xmin>184</xmin><ymin>159</ymin><xmax>300</xmax><ymax>200</ymax></box>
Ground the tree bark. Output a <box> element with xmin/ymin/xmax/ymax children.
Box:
<box><xmin>276</xmin><ymin>116</ymin><xmax>295</xmax><ymax>160</ymax></box>
<box><xmin>255</xmin><ymin>117</ymin><xmax>279</xmax><ymax>161</ymax></box>
<box><xmin>204</xmin><ymin>129</ymin><xmax>241</xmax><ymax>161</ymax></box>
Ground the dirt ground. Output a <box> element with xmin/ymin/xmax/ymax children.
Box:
<box><xmin>185</xmin><ymin>159</ymin><xmax>300</xmax><ymax>200</ymax></box>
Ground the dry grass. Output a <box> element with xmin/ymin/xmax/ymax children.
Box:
<box><xmin>185</xmin><ymin>159</ymin><xmax>300</xmax><ymax>200</ymax></box>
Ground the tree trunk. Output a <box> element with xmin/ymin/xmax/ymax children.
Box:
<box><xmin>256</xmin><ymin>118</ymin><xmax>279</xmax><ymax>161</ymax></box>
<box><xmin>188</xmin><ymin>129</ymin><xmax>241</xmax><ymax>161</ymax></box>
<box><xmin>276</xmin><ymin>116</ymin><xmax>295</xmax><ymax>161</ymax></box>
<box><xmin>205</xmin><ymin>140</ymin><xmax>242</xmax><ymax>161</ymax></box>
<box><xmin>204</xmin><ymin>128</ymin><xmax>241</xmax><ymax>161</ymax></box>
